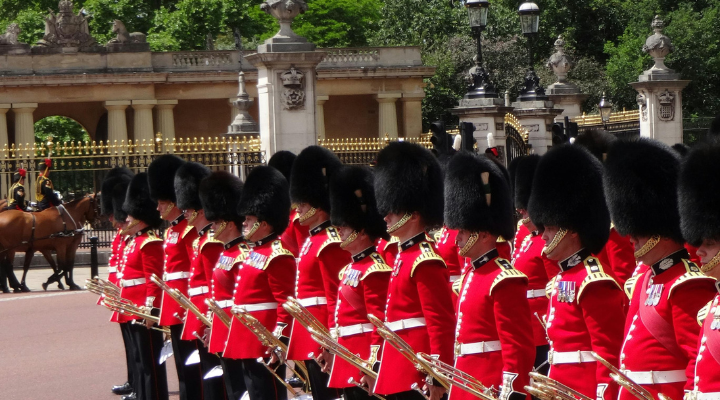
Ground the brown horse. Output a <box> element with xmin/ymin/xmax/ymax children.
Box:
<box><xmin>0</xmin><ymin>195</ymin><xmax>97</xmax><ymax>291</ymax></box>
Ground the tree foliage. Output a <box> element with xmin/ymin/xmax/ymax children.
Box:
<box><xmin>34</xmin><ymin>116</ymin><xmax>91</xmax><ymax>145</ymax></box>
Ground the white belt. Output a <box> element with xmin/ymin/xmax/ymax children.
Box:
<box><xmin>692</xmin><ymin>392</ymin><xmax>720</xmax><ymax>400</ymax></box>
<box><xmin>386</xmin><ymin>317</ymin><xmax>426</xmax><ymax>332</ymax></box>
<box><xmin>456</xmin><ymin>340</ymin><xmax>502</xmax><ymax>356</ymax></box>
<box><xmin>232</xmin><ymin>302</ymin><xmax>278</xmax><ymax>312</ymax></box>
<box><xmin>107</xmin><ymin>266</ymin><xmax>118</xmax><ymax>273</ymax></box>
<box><xmin>121</xmin><ymin>278</ymin><xmax>146</xmax><ymax>288</ymax></box>
<box><xmin>549</xmin><ymin>350</ymin><xmax>596</xmax><ymax>365</ymax></box>
<box><xmin>298</xmin><ymin>297</ymin><xmax>328</xmax><ymax>307</ymax></box>
<box><xmin>449</xmin><ymin>275</ymin><xmax>461</xmax><ymax>283</ymax></box>
<box><xmin>188</xmin><ymin>286</ymin><xmax>209</xmax><ymax>297</ymax></box>
<box><xmin>164</xmin><ymin>271</ymin><xmax>191</xmax><ymax>281</ymax></box>
<box><xmin>622</xmin><ymin>369</ymin><xmax>686</xmax><ymax>385</ymax></box>
<box><xmin>527</xmin><ymin>289</ymin><xmax>546</xmax><ymax>299</ymax></box>
<box><xmin>337</xmin><ymin>323</ymin><xmax>374</xmax><ymax>337</ymax></box>
<box><xmin>215</xmin><ymin>300</ymin><xmax>234</xmax><ymax>308</ymax></box>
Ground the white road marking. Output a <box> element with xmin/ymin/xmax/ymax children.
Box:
<box><xmin>0</xmin><ymin>290</ymin><xmax>87</xmax><ymax>302</ymax></box>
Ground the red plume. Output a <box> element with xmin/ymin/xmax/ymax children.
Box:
<box><xmin>44</xmin><ymin>158</ymin><xmax>52</xmax><ymax>168</ymax></box>
<box><xmin>18</xmin><ymin>168</ymin><xmax>26</xmax><ymax>177</ymax></box>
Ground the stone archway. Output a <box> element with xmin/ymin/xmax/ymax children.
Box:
<box><xmin>34</xmin><ymin>115</ymin><xmax>90</xmax><ymax>145</ymax></box>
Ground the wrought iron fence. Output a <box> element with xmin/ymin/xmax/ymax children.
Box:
<box><xmin>319</xmin><ymin>134</ymin><xmax>433</xmax><ymax>165</ymax></box>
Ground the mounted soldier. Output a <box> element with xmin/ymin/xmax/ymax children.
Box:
<box><xmin>6</xmin><ymin>168</ymin><xmax>27</xmax><ymax>211</ymax></box>
<box><xmin>36</xmin><ymin>158</ymin><xmax>60</xmax><ymax>211</ymax></box>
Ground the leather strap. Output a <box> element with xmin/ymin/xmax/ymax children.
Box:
<box><xmin>527</xmin><ymin>289</ymin><xmax>546</xmax><ymax>299</ymax></box>
<box><xmin>337</xmin><ymin>323</ymin><xmax>374</xmax><ymax>337</ymax></box>
<box><xmin>340</xmin><ymin>284</ymin><xmax>366</xmax><ymax>315</ymax></box>
<box><xmin>164</xmin><ymin>271</ymin><xmax>191</xmax><ymax>281</ymax></box>
<box><xmin>386</xmin><ymin>317</ymin><xmax>426</xmax><ymax>332</ymax></box>
<box><xmin>232</xmin><ymin>302</ymin><xmax>278</xmax><ymax>312</ymax></box>
<box><xmin>215</xmin><ymin>300</ymin><xmax>234</xmax><ymax>308</ymax></box>
<box><xmin>298</xmin><ymin>297</ymin><xmax>328</xmax><ymax>307</ymax></box>
<box><xmin>638</xmin><ymin>272</ymin><xmax>686</xmax><ymax>360</ymax></box>
<box><xmin>121</xmin><ymin>278</ymin><xmax>146</xmax><ymax>287</ymax></box>
<box><xmin>549</xmin><ymin>350</ymin><xmax>596</xmax><ymax>365</ymax></box>
<box><xmin>455</xmin><ymin>340</ymin><xmax>502</xmax><ymax>356</ymax></box>
<box><xmin>188</xmin><ymin>286</ymin><xmax>209</xmax><ymax>297</ymax></box>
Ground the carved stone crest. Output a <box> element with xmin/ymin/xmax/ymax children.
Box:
<box><xmin>281</xmin><ymin>66</ymin><xmax>305</xmax><ymax>110</ymax></box>
<box><xmin>37</xmin><ymin>0</ymin><xmax>97</xmax><ymax>49</ymax></box>
<box><xmin>636</xmin><ymin>93</ymin><xmax>648</xmax><ymax>121</ymax></box>
<box><xmin>657</xmin><ymin>89</ymin><xmax>675</xmax><ymax>121</ymax></box>
<box><xmin>0</xmin><ymin>24</ymin><xmax>21</xmax><ymax>45</ymax></box>
<box><xmin>107</xmin><ymin>20</ymin><xmax>146</xmax><ymax>45</ymax></box>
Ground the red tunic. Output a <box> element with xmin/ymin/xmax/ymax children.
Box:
<box><xmin>510</xmin><ymin>230</ymin><xmax>552</xmax><ymax>346</ymax></box>
<box><xmin>158</xmin><ymin>217</ymin><xmax>198</xmax><ymax>327</ymax></box>
<box><xmin>117</xmin><ymin>229</ymin><xmax>164</xmax><ymax>323</ymax></box>
<box><xmin>377</xmin><ymin>237</ymin><xmax>399</xmax><ymax>266</ymax></box>
<box><xmin>287</xmin><ymin>221</ymin><xmax>351</xmax><ymax>360</ymax></box>
<box><xmin>435</xmin><ymin>227</ymin><xmax>463</xmax><ymax>282</ymax></box>
<box><xmin>546</xmin><ymin>248</ymin><xmax>625</xmax><ymax>400</ymax></box>
<box><xmin>181</xmin><ymin>226</ymin><xmax>223</xmax><ymax>341</ymax></box>
<box><xmin>208</xmin><ymin>237</ymin><xmax>249</xmax><ymax>354</ymax></box>
<box><xmin>101</xmin><ymin>230</ymin><xmax>123</xmax><ymax>308</ymax></box>
<box><xmin>619</xmin><ymin>250</ymin><xmax>716</xmax><ymax>400</ymax></box>
<box><xmin>224</xmin><ymin>236</ymin><xmax>296</xmax><ymax>359</ymax></box>
<box><xmin>512</xmin><ymin>222</ymin><xmax>531</xmax><ymax>261</ymax></box>
<box><xmin>281</xmin><ymin>210</ymin><xmax>310</xmax><ymax>257</ymax></box>
<box><xmin>328</xmin><ymin>248</ymin><xmax>391</xmax><ymax>388</ymax></box>
<box><xmin>686</xmin><ymin>244</ymin><xmax>702</xmax><ymax>265</ymax></box>
<box><xmin>450</xmin><ymin>249</ymin><xmax>534</xmax><ymax>400</ymax></box>
<box><xmin>602</xmin><ymin>228</ymin><xmax>636</xmax><ymax>286</ymax></box>
<box><xmin>692</xmin><ymin>293</ymin><xmax>720</xmax><ymax>394</ymax></box>
<box><xmin>374</xmin><ymin>233</ymin><xmax>456</xmax><ymax>395</ymax></box>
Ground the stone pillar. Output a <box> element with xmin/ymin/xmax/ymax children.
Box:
<box><xmin>0</xmin><ymin>104</ymin><xmax>10</xmax><ymax>198</ymax></box>
<box><xmin>376</xmin><ymin>94</ymin><xmax>401</xmax><ymax>138</ymax></box>
<box><xmin>229</xmin><ymin>99</ymin><xmax>240</xmax><ymax>120</ymax></box>
<box><xmin>156</xmin><ymin>100</ymin><xmax>178</xmax><ymax>142</ymax></box>
<box><xmin>131</xmin><ymin>100</ymin><xmax>157</xmax><ymax>144</ymax></box>
<box><xmin>511</xmin><ymin>100</ymin><xmax>563</xmax><ymax>155</ymax></box>
<box><xmin>104</xmin><ymin>101</ymin><xmax>130</xmax><ymax>145</ymax></box>
<box><xmin>401</xmin><ymin>94</ymin><xmax>424</xmax><ymax>137</ymax></box>
<box><xmin>316</xmin><ymin>95</ymin><xmax>329</xmax><ymax>140</ymax></box>
<box><xmin>12</xmin><ymin>103</ymin><xmax>38</xmax><ymax>148</ymax></box>
<box><xmin>451</xmin><ymin>98</ymin><xmax>515</xmax><ymax>164</ymax></box>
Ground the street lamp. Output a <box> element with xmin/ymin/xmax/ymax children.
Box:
<box><xmin>517</xmin><ymin>1</ymin><xmax>548</xmax><ymax>101</ymax></box>
<box><xmin>464</xmin><ymin>0</ymin><xmax>497</xmax><ymax>99</ymax></box>
<box><xmin>598</xmin><ymin>92</ymin><xmax>613</xmax><ymax>130</ymax></box>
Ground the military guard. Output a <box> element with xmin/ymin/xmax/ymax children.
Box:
<box><xmin>148</xmin><ymin>155</ymin><xmax>203</xmax><ymax>400</ymax></box>
<box><xmin>445</xmin><ymin>152</ymin><xmax>534</xmax><ymax>400</ymax></box>
<box><xmin>223</xmin><ymin>166</ymin><xmax>296</xmax><ymax>400</ymax></box>
<box><xmin>527</xmin><ymin>144</ymin><xmax>625</xmax><ymax>400</ymax></box>
<box><xmin>6</xmin><ymin>168</ymin><xmax>27</xmax><ymax>211</ymax></box>
<box><xmin>199</xmin><ymin>171</ymin><xmax>249</xmax><ymax>400</ymax></box>
<box><xmin>174</xmin><ymin>161</ymin><xmax>226</xmax><ymax>400</ymax></box>
<box><xmin>434</xmin><ymin>226</ymin><xmax>464</xmax><ymax>301</ymax></box>
<box><xmin>286</xmin><ymin>146</ymin><xmax>351</xmax><ymax>400</ymax></box>
<box><xmin>36</xmin><ymin>158</ymin><xmax>59</xmax><ymax>211</ymax></box>
<box><xmin>604</xmin><ymin>138</ymin><xmax>717</xmax><ymax>400</ymax></box>
<box><xmin>373</xmin><ymin>142</ymin><xmax>456</xmax><ymax>400</ymax></box>
<box><xmin>269</xmin><ymin>150</ymin><xmax>309</xmax><ymax>258</ymax></box>
<box><xmin>119</xmin><ymin>172</ymin><xmax>168</xmax><ymax>400</ymax></box>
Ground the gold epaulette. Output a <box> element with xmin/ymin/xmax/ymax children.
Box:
<box><xmin>382</xmin><ymin>236</ymin><xmax>399</xmax><ymax>252</ymax></box>
<box><xmin>452</xmin><ymin>273</ymin><xmax>465</xmax><ymax>296</ymax></box>
<box><xmin>235</xmin><ymin>242</ymin><xmax>251</xmax><ymax>264</ymax></box>
<box><xmin>292</xmin><ymin>212</ymin><xmax>300</xmax><ymax>223</ymax></box>
<box><xmin>199</xmin><ymin>236</ymin><xmax>223</xmax><ymax>252</ymax></box>
<box><xmin>578</xmin><ymin>257</ymin><xmax>621</xmax><ymax>302</ymax></box>
<box><xmin>181</xmin><ymin>225</ymin><xmax>195</xmax><ymax>239</ymax></box>
<box><xmin>546</xmin><ymin>276</ymin><xmax>558</xmax><ymax>299</ymax></box>
<box><xmin>490</xmin><ymin>258</ymin><xmax>527</xmax><ymax>295</ymax></box>
<box><xmin>140</xmin><ymin>231</ymin><xmax>162</xmax><ymax>249</ymax></box>
<box><xmin>497</xmin><ymin>236</ymin><xmax>507</xmax><ymax>243</ymax></box>
<box><xmin>624</xmin><ymin>275</ymin><xmax>640</xmax><ymax>300</ymax></box>
<box><xmin>697</xmin><ymin>300</ymin><xmax>712</xmax><ymax>327</ymax></box>
<box><xmin>361</xmin><ymin>253</ymin><xmax>392</xmax><ymax>280</ymax></box>
<box><xmin>338</xmin><ymin>265</ymin><xmax>350</xmax><ymax>280</ymax></box>
<box><xmin>317</xmin><ymin>226</ymin><xmax>342</xmax><ymax>255</ymax></box>
<box><xmin>411</xmin><ymin>242</ymin><xmax>446</xmax><ymax>277</ymax></box>
<box><xmin>668</xmin><ymin>260</ymin><xmax>716</xmax><ymax>298</ymax></box>
<box><xmin>433</xmin><ymin>229</ymin><xmax>443</xmax><ymax>243</ymax></box>
<box><xmin>264</xmin><ymin>240</ymin><xmax>294</xmax><ymax>270</ymax></box>
<box><xmin>425</xmin><ymin>233</ymin><xmax>436</xmax><ymax>243</ymax></box>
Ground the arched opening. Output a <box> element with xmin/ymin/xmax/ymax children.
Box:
<box><xmin>34</xmin><ymin>116</ymin><xmax>90</xmax><ymax>145</ymax></box>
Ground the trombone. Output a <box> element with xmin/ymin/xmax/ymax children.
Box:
<box><xmin>416</xmin><ymin>353</ymin><xmax>497</xmax><ymax>400</ymax></box>
<box><xmin>101</xmin><ymin>295</ymin><xmax>170</xmax><ymax>334</ymax></box>
<box><xmin>150</xmin><ymin>274</ymin><xmax>212</xmax><ymax>328</ymax></box>
<box><xmin>525</xmin><ymin>372</ymin><xmax>593</xmax><ymax>400</ymax></box>
<box><xmin>591</xmin><ymin>352</ymin><xmax>668</xmax><ymax>400</ymax></box>
<box><xmin>205</xmin><ymin>298</ymin><xmax>233</xmax><ymax>328</ymax></box>
<box><xmin>282</xmin><ymin>297</ymin><xmax>331</xmax><ymax>336</ymax></box>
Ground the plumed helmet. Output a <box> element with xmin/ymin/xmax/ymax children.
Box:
<box><xmin>678</xmin><ymin>140</ymin><xmax>720</xmax><ymax>246</ymax></box>
<box><xmin>123</xmin><ymin>172</ymin><xmax>162</xmax><ymax>228</ymax></box>
<box><xmin>101</xmin><ymin>167</ymin><xmax>134</xmax><ymax>217</ymax></box>
<box><xmin>268</xmin><ymin>151</ymin><xmax>297</xmax><ymax>182</ymax></box>
<box><xmin>529</xmin><ymin>145</ymin><xmax>610</xmax><ymax>253</ymax></box>
<box><xmin>444</xmin><ymin>153</ymin><xmax>514</xmax><ymax>240</ymax></box>
<box><xmin>237</xmin><ymin>166</ymin><xmax>290</xmax><ymax>234</ymax></box>
<box><xmin>330</xmin><ymin>165</ymin><xmax>388</xmax><ymax>241</ymax></box>
<box><xmin>111</xmin><ymin>177</ymin><xmax>132</xmax><ymax>223</ymax></box>
<box><xmin>573</xmin><ymin>130</ymin><xmax>617</xmax><ymax>161</ymax></box>
<box><xmin>513</xmin><ymin>154</ymin><xmax>540</xmax><ymax>210</ymax></box>
<box><xmin>38</xmin><ymin>158</ymin><xmax>52</xmax><ymax>171</ymax></box>
<box><xmin>199</xmin><ymin>171</ymin><xmax>244</xmax><ymax>225</ymax></box>
<box><xmin>374</xmin><ymin>141</ymin><xmax>444</xmax><ymax>229</ymax></box>
<box><xmin>603</xmin><ymin>138</ymin><xmax>683</xmax><ymax>243</ymax></box>
<box><xmin>290</xmin><ymin>146</ymin><xmax>342</xmax><ymax>212</ymax></box>
<box><xmin>174</xmin><ymin>162</ymin><xmax>212</xmax><ymax>210</ymax></box>
<box><xmin>147</xmin><ymin>154</ymin><xmax>185</xmax><ymax>203</ymax></box>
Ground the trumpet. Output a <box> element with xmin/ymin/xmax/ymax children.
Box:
<box><xmin>526</xmin><ymin>372</ymin><xmax>592</xmax><ymax>400</ymax></box>
<box><xmin>591</xmin><ymin>352</ymin><xmax>663</xmax><ymax>400</ymax></box>
<box><xmin>416</xmin><ymin>352</ymin><xmax>497</xmax><ymax>400</ymax></box>
<box><xmin>150</xmin><ymin>274</ymin><xmax>212</xmax><ymax>328</ymax></box>
<box><xmin>282</xmin><ymin>297</ymin><xmax>331</xmax><ymax>336</ymax></box>
<box><xmin>205</xmin><ymin>298</ymin><xmax>232</xmax><ymax>328</ymax></box>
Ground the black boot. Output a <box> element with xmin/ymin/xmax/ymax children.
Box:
<box><xmin>121</xmin><ymin>393</ymin><xmax>137</xmax><ymax>400</ymax></box>
<box><xmin>112</xmin><ymin>382</ymin><xmax>133</xmax><ymax>395</ymax></box>
<box><xmin>19</xmin><ymin>282</ymin><xmax>31</xmax><ymax>292</ymax></box>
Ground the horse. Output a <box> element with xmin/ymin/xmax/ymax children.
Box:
<box><xmin>0</xmin><ymin>195</ymin><xmax>97</xmax><ymax>291</ymax></box>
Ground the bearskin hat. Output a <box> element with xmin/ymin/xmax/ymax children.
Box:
<box><xmin>101</xmin><ymin>167</ymin><xmax>134</xmax><ymax>217</ymax></box>
<box><xmin>148</xmin><ymin>154</ymin><xmax>185</xmax><ymax>203</ymax></box>
<box><xmin>529</xmin><ymin>145</ymin><xmax>610</xmax><ymax>253</ymax></box>
<box><xmin>237</xmin><ymin>166</ymin><xmax>290</xmax><ymax>234</ymax></box>
<box><xmin>199</xmin><ymin>171</ymin><xmax>244</xmax><ymax>225</ymax></box>
<box><xmin>678</xmin><ymin>140</ymin><xmax>720</xmax><ymax>246</ymax></box>
<box><xmin>513</xmin><ymin>154</ymin><xmax>540</xmax><ymax>210</ymax></box>
<box><xmin>123</xmin><ymin>172</ymin><xmax>162</xmax><ymax>228</ymax></box>
<box><xmin>268</xmin><ymin>151</ymin><xmax>296</xmax><ymax>182</ymax></box>
<box><xmin>330</xmin><ymin>165</ymin><xmax>388</xmax><ymax>241</ymax></box>
<box><xmin>708</xmin><ymin>114</ymin><xmax>720</xmax><ymax>137</ymax></box>
<box><xmin>444</xmin><ymin>153</ymin><xmax>514</xmax><ymax>240</ymax></box>
<box><xmin>174</xmin><ymin>162</ymin><xmax>212</xmax><ymax>211</ymax></box>
<box><xmin>671</xmin><ymin>143</ymin><xmax>690</xmax><ymax>157</ymax></box>
<box><xmin>111</xmin><ymin>177</ymin><xmax>132</xmax><ymax>223</ymax></box>
<box><xmin>603</xmin><ymin>138</ymin><xmax>683</xmax><ymax>243</ymax></box>
<box><xmin>573</xmin><ymin>130</ymin><xmax>617</xmax><ymax>161</ymax></box>
<box><xmin>375</xmin><ymin>141</ymin><xmax>444</xmax><ymax>229</ymax></box>
<box><xmin>290</xmin><ymin>146</ymin><xmax>342</xmax><ymax>212</ymax></box>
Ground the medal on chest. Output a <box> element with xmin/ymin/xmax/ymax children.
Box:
<box><xmin>216</xmin><ymin>255</ymin><xmax>234</xmax><ymax>271</ymax></box>
<box><xmin>645</xmin><ymin>283</ymin><xmax>664</xmax><ymax>307</ymax></box>
<box><xmin>167</xmin><ymin>231</ymin><xmax>179</xmax><ymax>245</ymax></box>
<box><xmin>300</xmin><ymin>238</ymin><xmax>312</xmax><ymax>258</ymax></box>
<box><xmin>247</xmin><ymin>252</ymin><xmax>268</xmax><ymax>270</ymax></box>
<box><xmin>557</xmin><ymin>281</ymin><xmax>576</xmax><ymax>303</ymax></box>
<box><xmin>343</xmin><ymin>269</ymin><xmax>361</xmax><ymax>287</ymax></box>
<box><xmin>392</xmin><ymin>258</ymin><xmax>403</xmax><ymax>277</ymax></box>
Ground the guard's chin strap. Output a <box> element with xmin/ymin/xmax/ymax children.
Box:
<box><xmin>340</xmin><ymin>230</ymin><xmax>359</xmax><ymax>249</ymax></box>
<box><xmin>187</xmin><ymin>210</ymin><xmax>198</xmax><ymax>224</ymax></box>
<box><xmin>458</xmin><ymin>232</ymin><xmax>479</xmax><ymax>257</ymax></box>
<box><xmin>298</xmin><ymin>207</ymin><xmax>317</xmax><ymax>223</ymax></box>
<box><xmin>387</xmin><ymin>213</ymin><xmax>412</xmax><ymax>234</ymax></box>
<box><xmin>634</xmin><ymin>235</ymin><xmax>660</xmax><ymax>259</ymax></box>
<box><xmin>243</xmin><ymin>222</ymin><xmax>261</xmax><ymax>241</ymax></box>
<box><xmin>161</xmin><ymin>202</ymin><xmax>176</xmax><ymax>219</ymax></box>
<box><xmin>701</xmin><ymin>249</ymin><xmax>720</xmax><ymax>274</ymax></box>
<box><xmin>213</xmin><ymin>221</ymin><xmax>228</xmax><ymax>238</ymax></box>
<box><xmin>120</xmin><ymin>219</ymin><xmax>140</xmax><ymax>236</ymax></box>
<box><xmin>542</xmin><ymin>228</ymin><xmax>568</xmax><ymax>256</ymax></box>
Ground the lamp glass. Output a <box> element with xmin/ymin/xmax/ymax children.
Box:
<box><xmin>467</xmin><ymin>6</ymin><xmax>489</xmax><ymax>28</ymax></box>
<box><xmin>599</xmin><ymin>96</ymin><xmax>613</xmax><ymax>122</ymax></box>
<box><xmin>520</xmin><ymin>14</ymin><xmax>539</xmax><ymax>34</ymax></box>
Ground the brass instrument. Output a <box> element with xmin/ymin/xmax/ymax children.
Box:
<box><xmin>101</xmin><ymin>295</ymin><xmax>170</xmax><ymax>334</ymax></box>
<box><xmin>525</xmin><ymin>381</ymin><xmax>579</xmax><ymax>400</ymax></box>
<box><xmin>205</xmin><ymin>298</ymin><xmax>232</xmax><ymax>328</ymax></box>
<box><xmin>86</xmin><ymin>277</ymin><xmax>120</xmax><ymax>297</ymax></box>
<box><xmin>366</xmin><ymin>314</ymin><xmax>450</xmax><ymax>391</ymax></box>
<box><xmin>282</xmin><ymin>297</ymin><xmax>331</xmax><ymax>337</ymax></box>
<box><xmin>348</xmin><ymin>378</ymin><xmax>387</xmax><ymax>400</ymax></box>
<box><xmin>150</xmin><ymin>274</ymin><xmax>212</xmax><ymax>328</ymax></box>
<box><xmin>591</xmin><ymin>352</ymin><xmax>659</xmax><ymax>400</ymax></box>
<box><xmin>416</xmin><ymin>352</ymin><xmax>497</xmax><ymax>400</ymax></box>
<box><xmin>526</xmin><ymin>372</ymin><xmax>593</xmax><ymax>400</ymax></box>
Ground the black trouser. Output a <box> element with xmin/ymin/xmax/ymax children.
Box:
<box><xmin>197</xmin><ymin>340</ymin><xmax>225</xmax><ymax>400</ymax></box>
<box><xmin>120</xmin><ymin>322</ymin><xmax>138</xmax><ymax>390</ymax></box>
<box><xmin>169</xmin><ymin>324</ymin><xmax>204</xmax><ymax>400</ymax></box>
<box><xmin>306</xmin><ymin>359</ymin><xmax>340</xmax><ymax>400</ymax></box>
<box><xmin>344</xmin><ymin>386</ymin><xmax>374</xmax><ymax>400</ymax></box>
<box><xmin>534</xmin><ymin>344</ymin><xmax>550</xmax><ymax>376</ymax></box>
<box><xmin>0</xmin><ymin>259</ymin><xmax>20</xmax><ymax>291</ymax></box>
<box><xmin>220</xmin><ymin>356</ymin><xmax>247</xmax><ymax>400</ymax></box>
<box><xmin>240</xmin><ymin>358</ymin><xmax>287</xmax><ymax>400</ymax></box>
<box><xmin>385</xmin><ymin>389</ymin><xmax>427</xmax><ymax>400</ymax></box>
<box><xmin>129</xmin><ymin>322</ymin><xmax>169</xmax><ymax>400</ymax></box>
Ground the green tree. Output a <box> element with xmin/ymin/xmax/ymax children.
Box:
<box><xmin>34</xmin><ymin>116</ymin><xmax>91</xmax><ymax>145</ymax></box>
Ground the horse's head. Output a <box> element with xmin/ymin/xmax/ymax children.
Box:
<box><xmin>85</xmin><ymin>193</ymin><xmax>98</xmax><ymax>224</ymax></box>
<box><xmin>111</xmin><ymin>20</ymin><xmax>124</xmax><ymax>34</ymax></box>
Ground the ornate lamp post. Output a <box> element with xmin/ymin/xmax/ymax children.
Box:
<box><xmin>517</xmin><ymin>1</ymin><xmax>548</xmax><ymax>101</ymax></box>
<box><xmin>598</xmin><ymin>92</ymin><xmax>613</xmax><ymax>130</ymax></box>
<box><xmin>464</xmin><ymin>0</ymin><xmax>496</xmax><ymax>99</ymax></box>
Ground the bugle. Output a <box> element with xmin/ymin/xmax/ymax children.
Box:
<box><xmin>282</xmin><ymin>297</ymin><xmax>331</xmax><ymax>336</ymax></box>
<box><xmin>527</xmin><ymin>372</ymin><xmax>593</xmax><ymax>400</ymax></box>
<box><xmin>150</xmin><ymin>274</ymin><xmax>212</xmax><ymax>328</ymax></box>
<box><xmin>205</xmin><ymin>298</ymin><xmax>232</xmax><ymax>328</ymax></box>
<box><xmin>591</xmin><ymin>352</ymin><xmax>658</xmax><ymax>400</ymax></box>
<box><xmin>416</xmin><ymin>352</ymin><xmax>497</xmax><ymax>400</ymax></box>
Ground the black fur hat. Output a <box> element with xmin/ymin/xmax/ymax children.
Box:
<box><xmin>111</xmin><ymin>177</ymin><xmax>132</xmax><ymax>223</ymax></box>
<box><xmin>374</xmin><ymin>141</ymin><xmax>444</xmax><ymax>229</ymax></box>
<box><xmin>529</xmin><ymin>145</ymin><xmax>610</xmax><ymax>253</ymax></box>
<box><xmin>101</xmin><ymin>167</ymin><xmax>133</xmax><ymax>217</ymax></box>
<box><xmin>513</xmin><ymin>154</ymin><xmax>540</xmax><ymax>210</ymax></box>
<box><xmin>671</xmin><ymin>143</ymin><xmax>690</xmax><ymax>157</ymax></box>
<box><xmin>268</xmin><ymin>151</ymin><xmax>296</xmax><ymax>182</ymax></box>
<box><xmin>290</xmin><ymin>146</ymin><xmax>342</xmax><ymax>211</ymax></box>
<box><xmin>678</xmin><ymin>140</ymin><xmax>720</xmax><ymax>246</ymax></box>
<box><xmin>573</xmin><ymin>130</ymin><xmax>617</xmax><ymax>161</ymax></box>
<box><xmin>708</xmin><ymin>114</ymin><xmax>720</xmax><ymax>136</ymax></box>
<box><xmin>148</xmin><ymin>154</ymin><xmax>186</xmax><ymax>203</ymax></box>
<box><xmin>603</xmin><ymin>138</ymin><xmax>683</xmax><ymax>242</ymax></box>
<box><xmin>237</xmin><ymin>166</ymin><xmax>290</xmax><ymax>234</ymax></box>
<box><xmin>123</xmin><ymin>172</ymin><xmax>162</xmax><ymax>228</ymax></box>
<box><xmin>445</xmin><ymin>153</ymin><xmax>514</xmax><ymax>240</ymax></box>
<box><xmin>199</xmin><ymin>171</ymin><xmax>244</xmax><ymax>225</ymax></box>
<box><xmin>330</xmin><ymin>165</ymin><xmax>388</xmax><ymax>241</ymax></box>
<box><xmin>174</xmin><ymin>162</ymin><xmax>212</xmax><ymax>211</ymax></box>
